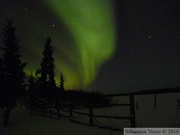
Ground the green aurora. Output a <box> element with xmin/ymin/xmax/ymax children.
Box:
<box><xmin>0</xmin><ymin>0</ymin><xmax>116</xmax><ymax>89</ymax></box>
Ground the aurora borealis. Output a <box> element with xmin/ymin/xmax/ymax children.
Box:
<box><xmin>0</xmin><ymin>0</ymin><xmax>115</xmax><ymax>89</ymax></box>
<box><xmin>43</xmin><ymin>0</ymin><xmax>115</xmax><ymax>89</ymax></box>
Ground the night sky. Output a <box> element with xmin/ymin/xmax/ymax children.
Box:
<box><xmin>0</xmin><ymin>0</ymin><xmax>180</xmax><ymax>94</ymax></box>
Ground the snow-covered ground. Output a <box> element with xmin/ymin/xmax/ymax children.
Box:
<box><xmin>69</xmin><ymin>93</ymin><xmax>180</xmax><ymax>128</ymax></box>
<box><xmin>0</xmin><ymin>92</ymin><xmax>179</xmax><ymax>135</ymax></box>
<box><xmin>0</xmin><ymin>108</ymin><xmax>122</xmax><ymax>135</ymax></box>
<box><xmin>135</xmin><ymin>93</ymin><xmax>180</xmax><ymax>127</ymax></box>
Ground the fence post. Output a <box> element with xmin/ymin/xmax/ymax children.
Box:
<box><xmin>130</xmin><ymin>94</ymin><xmax>136</xmax><ymax>127</ymax></box>
<box><xmin>55</xmin><ymin>102</ymin><xmax>61</xmax><ymax>119</ymax></box>
<box><xmin>89</xmin><ymin>106</ymin><xmax>93</xmax><ymax>126</ymax></box>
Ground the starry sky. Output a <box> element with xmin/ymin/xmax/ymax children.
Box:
<box><xmin>91</xmin><ymin>0</ymin><xmax>180</xmax><ymax>93</ymax></box>
<box><xmin>0</xmin><ymin>0</ymin><xmax>180</xmax><ymax>94</ymax></box>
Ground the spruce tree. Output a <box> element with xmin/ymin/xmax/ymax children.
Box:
<box><xmin>0</xmin><ymin>20</ymin><xmax>26</xmax><ymax>127</ymax></box>
<box><xmin>37</xmin><ymin>37</ymin><xmax>56</xmax><ymax>99</ymax></box>
<box><xmin>27</xmin><ymin>74</ymin><xmax>36</xmax><ymax>106</ymax></box>
<box><xmin>26</xmin><ymin>73</ymin><xmax>40</xmax><ymax>115</ymax></box>
<box><xmin>60</xmin><ymin>73</ymin><xmax>65</xmax><ymax>91</ymax></box>
<box><xmin>28</xmin><ymin>74</ymin><xmax>35</xmax><ymax>94</ymax></box>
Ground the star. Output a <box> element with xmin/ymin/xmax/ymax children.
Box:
<box><xmin>24</xmin><ymin>8</ymin><xmax>28</xmax><ymax>11</ymax></box>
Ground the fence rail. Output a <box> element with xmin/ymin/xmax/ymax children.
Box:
<box><xmin>30</xmin><ymin>94</ymin><xmax>136</xmax><ymax>130</ymax></box>
<box><xmin>30</xmin><ymin>88</ymin><xmax>180</xmax><ymax>130</ymax></box>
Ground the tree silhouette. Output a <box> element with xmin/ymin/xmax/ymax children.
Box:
<box><xmin>60</xmin><ymin>73</ymin><xmax>65</xmax><ymax>91</ymax></box>
<box><xmin>28</xmin><ymin>73</ymin><xmax>36</xmax><ymax>96</ymax></box>
<box><xmin>0</xmin><ymin>20</ymin><xmax>26</xmax><ymax>127</ymax></box>
<box><xmin>26</xmin><ymin>74</ymin><xmax>36</xmax><ymax>106</ymax></box>
<box><xmin>36</xmin><ymin>37</ymin><xmax>56</xmax><ymax>99</ymax></box>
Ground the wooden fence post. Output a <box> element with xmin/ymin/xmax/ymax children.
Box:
<box><xmin>55</xmin><ymin>103</ymin><xmax>61</xmax><ymax>119</ymax></box>
<box><xmin>130</xmin><ymin>94</ymin><xmax>136</xmax><ymax>127</ymax></box>
<box><xmin>89</xmin><ymin>106</ymin><xmax>93</xmax><ymax>126</ymax></box>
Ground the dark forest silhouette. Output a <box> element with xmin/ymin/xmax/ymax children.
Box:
<box><xmin>0</xmin><ymin>20</ymin><xmax>110</xmax><ymax>127</ymax></box>
<box><xmin>0</xmin><ymin>20</ymin><xmax>26</xmax><ymax>127</ymax></box>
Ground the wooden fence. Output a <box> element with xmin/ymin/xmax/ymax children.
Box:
<box><xmin>30</xmin><ymin>88</ymin><xmax>180</xmax><ymax>130</ymax></box>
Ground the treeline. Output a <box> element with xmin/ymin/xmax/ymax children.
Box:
<box><xmin>0</xmin><ymin>20</ymin><xmax>111</xmax><ymax>127</ymax></box>
<box><xmin>60</xmin><ymin>90</ymin><xmax>112</xmax><ymax>107</ymax></box>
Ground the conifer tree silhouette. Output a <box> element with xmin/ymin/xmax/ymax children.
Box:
<box><xmin>0</xmin><ymin>20</ymin><xmax>26</xmax><ymax>127</ymax></box>
<box><xmin>28</xmin><ymin>73</ymin><xmax>35</xmax><ymax>96</ymax></box>
<box><xmin>27</xmin><ymin>74</ymin><xmax>36</xmax><ymax>106</ymax></box>
<box><xmin>36</xmin><ymin>37</ymin><xmax>56</xmax><ymax>100</ymax></box>
<box><xmin>60</xmin><ymin>73</ymin><xmax>65</xmax><ymax>91</ymax></box>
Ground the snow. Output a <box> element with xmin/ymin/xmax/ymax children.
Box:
<box><xmin>1</xmin><ymin>92</ymin><xmax>179</xmax><ymax>135</ymax></box>
<box><xmin>0</xmin><ymin>108</ymin><xmax>122</xmax><ymax>135</ymax></box>
<box><xmin>135</xmin><ymin>93</ymin><xmax>180</xmax><ymax>127</ymax></box>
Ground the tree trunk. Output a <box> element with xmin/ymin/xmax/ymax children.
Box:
<box><xmin>3</xmin><ymin>107</ymin><xmax>11</xmax><ymax>127</ymax></box>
